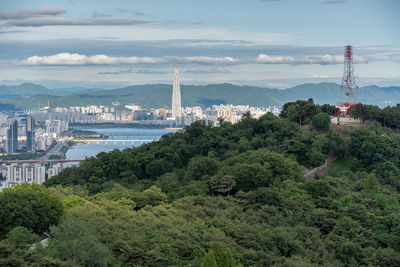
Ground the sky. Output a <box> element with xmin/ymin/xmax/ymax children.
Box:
<box><xmin>0</xmin><ymin>0</ymin><xmax>399</xmax><ymax>89</ymax></box>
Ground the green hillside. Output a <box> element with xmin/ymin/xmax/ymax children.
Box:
<box><xmin>2</xmin><ymin>112</ymin><xmax>400</xmax><ymax>266</ymax></box>
<box><xmin>1</xmin><ymin>82</ymin><xmax>400</xmax><ymax>109</ymax></box>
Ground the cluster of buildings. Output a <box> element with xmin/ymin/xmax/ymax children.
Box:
<box><xmin>0</xmin><ymin>67</ymin><xmax>281</xmax><ymax>191</ymax></box>
<box><xmin>0</xmin><ymin>163</ymin><xmax>61</xmax><ymax>191</ymax></box>
<box><xmin>0</xmin><ymin>113</ymin><xmax>66</xmax><ymax>191</ymax></box>
<box><xmin>22</xmin><ymin>68</ymin><xmax>279</xmax><ymax>127</ymax></box>
<box><xmin>26</xmin><ymin>103</ymin><xmax>279</xmax><ymax>127</ymax></box>
<box><xmin>0</xmin><ymin>114</ymin><xmax>68</xmax><ymax>153</ymax></box>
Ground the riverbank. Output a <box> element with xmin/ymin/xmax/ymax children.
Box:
<box><xmin>65</xmin><ymin>127</ymin><xmax>176</xmax><ymax>161</ymax></box>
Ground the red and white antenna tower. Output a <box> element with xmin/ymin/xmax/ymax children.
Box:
<box><xmin>337</xmin><ymin>45</ymin><xmax>358</xmax><ymax>115</ymax></box>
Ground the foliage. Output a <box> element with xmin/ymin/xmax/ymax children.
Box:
<box><xmin>201</xmin><ymin>251</ymin><xmax>218</xmax><ymax>267</ymax></box>
<box><xmin>0</xmin><ymin>183</ymin><xmax>64</xmax><ymax>238</ymax></box>
<box><xmin>350</xmin><ymin>127</ymin><xmax>400</xmax><ymax>175</ymax></box>
<box><xmin>0</xmin><ymin>152</ymin><xmax>42</xmax><ymax>160</ymax></box>
<box><xmin>131</xmin><ymin>185</ymin><xmax>167</xmax><ymax>209</ymax></box>
<box><xmin>0</xmin><ymin>242</ymin><xmax>66</xmax><ymax>267</ymax></box>
<box><xmin>312</xmin><ymin>112</ymin><xmax>331</xmax><ymax>130</ymax></box>
<box><xmin>47</xmin><ymin>217</ymin><xmax>110</xmax><ymax>267</ymax></box>
<box><xmin>364</xmin><ymin>173</ymin><xmax>379</xmax><ymax>192</ymax></box>
<box><xmin>4</xmin><ymin>226</ymin><xmax>39</xmax><ymax>249</ymax></box>
<box><xmin>30</xmin><ymin>101</ymin><xmax>400</xmax><ymax>265</ymax></box>
<box><xmin>46</xmin><ymin>113</ymin><xmax>335</xmax><ymax>192</ymax></box>
<box><xmin>352</xmin><ymin>103</ymin><xmax>400</xmax><ymax>129</ymax></box>
<box><xmin>219</xmin><ymin>149</ymin><xmax>303</xmax><ymax>191</ymax></box>
<box><xmin>209</xmin><ymin>175</ymin><xmax>236</xmax><ymax>196</ymax></box>
<box><xmin>281</xmin><ymin>99</ymin><xmax>336</xmax><ymax>125</ymax></box>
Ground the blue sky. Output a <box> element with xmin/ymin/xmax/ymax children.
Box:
<box><xmin>0</xmin><ymin>0</ymin><xmax>399</xmax><ymax>89</ymax></box>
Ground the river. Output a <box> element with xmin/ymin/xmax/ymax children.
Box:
<box><xmin>66</xmin><ymin>128</ymin><xmax>177</xmax><ymax>162</ymax></box>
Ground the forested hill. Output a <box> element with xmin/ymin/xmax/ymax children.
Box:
<box><xmin>2</xmin><ymin>82</ymin><xmax>400</xmax><ymax>109</ymax></box>
<box><xmin>1</xmin><ymin>106</ymin><xmax>400</xmax><ymax>266</ymax></box>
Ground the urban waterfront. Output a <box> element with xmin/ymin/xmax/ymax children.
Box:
<box><xmin>66</xmin><ymin>127</ymin><xmax>177</xmax><ymax>162</ymax></box>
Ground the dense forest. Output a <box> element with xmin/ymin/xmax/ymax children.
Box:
<box><xmin>1</xmin><ymin>102</ymin><xmax>400</xmax><ymax>266</ymax></box>
<box><xmin>352</xmin><ymin>103</ymin><xmax>400</xmax><ymax>129</ymax></box>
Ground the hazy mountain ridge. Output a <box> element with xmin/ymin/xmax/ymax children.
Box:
<box><xmin>1</xmin><ymin>82</ymin><xmax>399</xmax><ymax>110</ymax></box>
<box><xmin>0</xmin><ymin>83</ymin><xmax>53</xmax><ymax>99</ymax></box>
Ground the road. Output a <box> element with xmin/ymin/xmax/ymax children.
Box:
<box><xmin>39</xmin><ymin>141</ymin><xmax>65</xmax><ymax>160</ymax></box>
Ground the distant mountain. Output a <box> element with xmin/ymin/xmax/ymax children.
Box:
<box><xmin>1</xmin><ymin>82</ymin><xmax>399</xmax><ymax>109</ymax></box>
<box><xmin>52</xmin><ymin>87</ymin><xmax>104</xmax><ymax>95</ymax></box>
<box><xmin>0</xmin><ymin>83</ymin><xmax>53</xmax><ymax>99</ymax></box>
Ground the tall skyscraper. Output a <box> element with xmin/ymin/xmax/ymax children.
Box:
<box><xmin>26</xmin><ymin>116</ymin><xmax>35</xmax><ymax>152</ymax></box>
<box><xmin>7</xmin><ymin>119</ymin><xmax>18</xmax><ymax>153</ymax></box>
<box><xmin>172</xmin><ymin>67</ymin><xmax>181</xmax><ymax>119</ymax></box>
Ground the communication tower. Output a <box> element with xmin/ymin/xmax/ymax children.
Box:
<box><xmin>337</xmin><ymin>45</ymin><xmax>359</xmax><ymax>116</ymax></box>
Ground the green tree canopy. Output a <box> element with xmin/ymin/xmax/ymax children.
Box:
<box><xmin>312</xmin><ymin>112</ymin><xmax>331</xmax><ymax>130</ymax></box>
<box><xmin>0</xmin><ymin>183</ymin><xmax>64</xmax><ymax>238</ymax></box>
<box><xmin>47</xmin><ymin>217</ymin><xmax>110</xmax><ymax>267</ymax></box>
<box><xmin>4</xmin><ymin>226</ymin><xmax>39</xmax><ymax>249</ymax></box>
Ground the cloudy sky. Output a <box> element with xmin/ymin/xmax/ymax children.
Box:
<box><xmin>0</xmin><ymin>0</ymin><xmax>399</xmax><ymax>89</ymax></box>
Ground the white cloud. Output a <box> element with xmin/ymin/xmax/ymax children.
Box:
<box><xmin>310</xmin><ymin>74</ymin><xmax>330</xmax><ymax>78</ymax></box>
<box><xmin>21</xmin><ymin>53</ymin><xmax>238</xmax><ymax>66</ymax></box>
<box><xmin>21</xmin><ymin>52</ymin><xmax>371</xmax><ymax>67</ymax></box>
<box><xmin>256</xmin><ymin>54</ymin><xmax>368</xmax><ymax>65</ymax></box>
<box><xmin>183</xmin><ymin>56</ymin><xmax>237</xmax><ymax>64</ymax></box>
<box><xmin>23</xmin><ymin>53</ymin><xmax>87</xmax><ymax>65</ymax></box>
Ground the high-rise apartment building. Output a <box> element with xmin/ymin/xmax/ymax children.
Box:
<box><xmin>26</xmin><ymin>116</ymin><xmax>35</xmax><ymax>152</ymax></box>
<box><xmin>6</xmin><ymin>119</ymin><xmax>18</xmax><ymax>153</ymax></box>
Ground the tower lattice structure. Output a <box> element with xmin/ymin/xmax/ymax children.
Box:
<box><xmin>337</xmin><ymin>45</ymin><xmax>359</xmax><ymax>115</ymax></box>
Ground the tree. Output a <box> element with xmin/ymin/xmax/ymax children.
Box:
<box><xmin>333</xmin><ymin>217</ymin><xmax>361</xmax><ymax>238</ymax></box>
<box><xmin>0</xmin><ymin>183</ymin><xmax>64</xmax><ymax>238</ymax></box>
<box><xmin>209</xmin><ymin>175</ymin><xmax>236</xmax><ymax>196</ymax></box>
<box><xmin>363</xmin><ymin>173</ymin><xmax>379</xmax><ymax>192</ymax></box>
<box><xmin>281</xmin><ymin>100</ymin><xmax>321</xmax><ymax>125</ymax></box>
<box><xmin>312</xmin><ymin>113</ymin><xmax>330</xmax><ymax>130</ymax></box>
<box><xmin>0</xmin><ymin>242</ymin><xmax>65</xmax><ymax>266</ymax></box>
<box><xmin>210</xmin><ymin>246</ymin><xmax>238</xmax><ymax>267</ymax></box>
<box><xmin>131</xmin><ymin>185</ymin><xmax>167</xmax><ymax>209</ymax></box>
<box><xmin>221</xmin><ymin>149</ymin><xmax>303</xmax><ymax>191</ymax></box>
<box><xmin>336</xmin><ymin>241</ymin><xmax>363</xmax><ymax>265</ymax></box>
<box><xmin>222</xmin><ymin>248</ymin><xmax>237</xmax><ymax>267</ymax></box>
<box><xmin>320</xmin><ymin>104</ymin><xmax>338</xmax><ymax>116</ymax></box>
<box><xmin>186</xmin><ymin>156</ymin><xmax>220</xmax><ymax>180</ymax></box>
<box><xmin>156</xmin><ymin>172</ymin><xmax>180</xmax><ymax>193</ymax></box>
<box><xmin>47</xmin><ymin>217</ymin><xmax>110</xmax><ymax>267</ymax></box>
<box><xmin>201</xmin><ymin>251</ymin><xmax>218</xmax><ymax>267</ymax></box>
<box><xmin>4</xmin><ymin>226</ymin><xmax>39</xmax><ymax>249</ymax></box>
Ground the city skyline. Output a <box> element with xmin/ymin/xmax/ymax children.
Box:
<box><xmin>0</xmin><ymin>0</ymin><xmax>399</xmax><ymax>89</ymax></box>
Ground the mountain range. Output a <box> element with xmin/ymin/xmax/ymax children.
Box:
<box><xmin>0</xmin><ymin>82</ymin><xmax>399</xmax><ymax>110</ymax></box>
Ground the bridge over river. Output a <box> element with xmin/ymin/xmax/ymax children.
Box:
<box><xmin>0</xmin><ymin>159</ymin><xmax>83</xmax><ymax>164</ymax></box>
<box><xmin>0</xmin><ymin>159</ymin><xmax>84</xmax><ymax>168</ymax></box>
<box><xmin>75</xmin><ymin>139</ymin><xmax>157</xmax><ymax>144</ymax></box>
